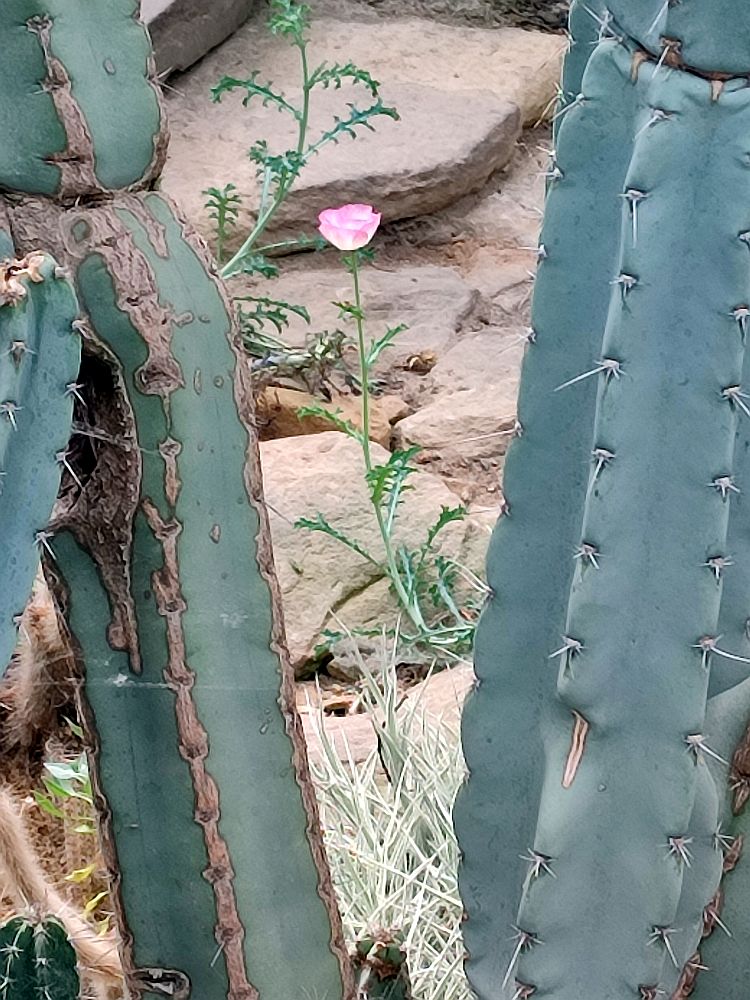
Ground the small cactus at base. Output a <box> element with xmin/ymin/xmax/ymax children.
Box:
<box><xmin>0</xmin><ymin>917</ymin><xmax>80</xmax><ymax>1000</ymax></box>
<box><xmin>352</xmin><ymin>933</ymin><xmax>412</xmax><ymax>1000</ymax></box>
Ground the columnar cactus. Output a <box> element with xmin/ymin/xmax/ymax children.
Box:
<box><xmin>0</xmin><ymin>3</ymin><xmax>360</xmax><ymax>999</ymax></box>
<box><xmin>456</xmin><ymin>3</ymin><xmax>750</xmax><ymax>999</ymax></box>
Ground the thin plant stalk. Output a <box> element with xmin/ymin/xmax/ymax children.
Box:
<box><xmin>221</xmin><ymin>40</ymin><xmax>311</xmax><ymax>279</ymax></box>
<box><xmin>349</xmin><ymin>254</ymin><xmax>428</xmax><ymax>634</ymax></box>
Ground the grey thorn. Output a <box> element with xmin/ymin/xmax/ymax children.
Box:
<box><xmin>522</xmin><ymin>244</ymin><xmax>548</xmax><ymax>263</ymax></box>
<box><xmin>574</xmin><ymin>542</ymin><xmax>600</xmax><ymax>569</ymax></box>
<box><xmin>722</xmin><ymin>385</ymin><xmax>750</xmax><ymax>418</ymax></box>
<box><xmin>71</xmin><ymin>319</ymin><xmax>87</xmax><ymax>335</ymax></box>
<box><xmin>647</xmin><ymin>927</ymin><xmax>679</xmax><ymax>968</ymax></box>
<box><xmin>56</xmin><ymin>449</ymin><xmax>82</xmax><ymax>489</ymax></box>
<box><xmin>705</xmin><ymin>555</ymin><xmax>734</xmax><ymax>581</ymax></box>
<box><xmin>665</xmin><ymin>835</ymin><xmax>693</xmax><ymax>868</ymax></box>
<box><xmin>694</xmin><ymin>633</ymin><xmax>750</xmax><ymax>667</ymax></box>
<box><xmin>611</xmin><ymin>272</ymin><xmax>638</xmax><ymax>298</ymax></box>
<box><xmin>732</xmin><ymin>306</ymin><xmax>750</xmax><ymax>339</ymax></box>
<box><xmin>714</xmin><ymin>825</ymin><xmax>734</xmax><ymax>853</ymax></box>
<box><xmin>34</xmin><ymin>530</ymin><xmax>56</xmax><ymax>560</ymax></box>
<box><xmin>711</xmin><ymin>475</ymin><xmax>740</xmax><ymax>500</ymax></box>
<box><xmin>520</xmin><ymin>850</ymin><xmax>556</xmax><ymax>880</ymax></box>
<box><xmin>513</xmin><ymin>983</ymin><xmax>536</xmax><ymax>1000</ymax></box>
<box><xmin>555</xmin><ymin>357</ymin><xmax>623</xmax><ymax>392</ymax></box>
<box><xmin>549</xmin><ymin>635</ymin><xmax>584</xmax><ymax>660</ymax></box>
<box><xmin>685</xmin><ymin>734</ymin><xmax>729</xmax><ymax>766</ymax></box>
<box><xmin>621</xmin><ymin>190</ymin><xmax>648</xmax><ymax>245</ymax></box>
<box><xmin>6</xmin><ymin>340</ymin><xmax>36</xmax><ymax>364</ymax></box>
<box><xmin>0</xmin><ymin>402</ymin><xmax>22</xmax><ymax>431</ymax></box>
<box><xmin>65</xmin><ymin>382</ymin><xmax>86</xmax><ymax>406</ymax></box>
<box><xmin>502</xmin><ymin>928</ymin><xmax>541</xmax><ymax>991</ymax></box>
<box><xmin>636</xmin><ymin>107</ymin><xmax>675</xmax><ymax>139</ymax></box>
<box><xmin>591</xmin><ymin>447</ymin><xmax>615</xmax><ymax>480</ymax></box>
<box><xmin>704</xmin><ymin>899</ymin><xmax>733</xmax><ymax>938</ymax></box>
<box><xmin>739</xmin><ymin>231</ymin><xmax>750</xmax><ymax>249</ymax></box>
<box><xmin>543</xmin><ymin>163</ymin><xmax>564</xmax><ymax>182</ymax></box>
<box><xmin>551</xmin><ymin>92</ymin><xmax>585</xmax><ymax>124</ymax></box>
<box><xmin>513</xmin><ymin>420</ymin><xmax>524</xmax><ymax>439</ymax></box>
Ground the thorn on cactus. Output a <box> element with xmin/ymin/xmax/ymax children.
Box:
<box><xmin>0</xmin><ymin>401</ymin><xmax>21</xmax><ymax>430</ymax></box>
<box><xmin>34</xmin><ymin>530</ymin><xmax>56</xmax><ymax>560</ymax></box>
<box><xmin>621</xmin><ymin>189</ymin><xmax>648</xmax><ymax>245</ymax></box>
<box><xmin>6</xmin><ymin>340</ymin><xmax>35</xmax><ymax>365</ymax></box>
<box><xmin>665</xmin><ymin>835</ymin><xmax>693</xmax><ymax>867</ymax></box>
<box><xmin>705</xmin><ymin>554</ymin><xmax>733</xmax><ymax>580</ymax></box>
<box><xmin>722</xmin><ymin>385</ymin><xmax>750</xmax><ymax>418</ymax></box>
<box><xmin>636</xmin><ymin>107</ymin><xmax>675</xmax><ymax>138</ymax></box>
<box><xmin>714</xmin><ymin>825</ymin><xmax>734</xmax><ymax>854</ymax></box>
<box><xmin>520</xmin><ymin>849</ymin><xmax>556</xmax><ymax>880</ymax></box>
<box><xmin>65</xmin><ymin>382</ymin><xmax>86</xmax><ymax>406</ymax></box>
<box><xmin>611</xmin><ymin>272</ymin><xmax>638</xmax><ymax>298</ymax></box>
<box><xmin>502</xmin><ymin>928</ymin><xmax>541</xmax><ymax>991</ymax></box>
<box><xmin>648</xmin><ymin>926</ymin><xmax>679</xmax><ymax>967</ymax></box>
<box><xmin>555</xmin><ymin>357</ymin><xmax>623</xmax><ymax>392</ymax></box>
<box><xmin>711</xmin><ymin>475</ymin><xmax>740</xmax><ymax>499</ymax></box>
<box><xmin>549</xmin><ymin>635</ymin><xmax>584</xmax><ymax>661</ymax></box>
<box><xmin>732</xmin><ymin>305</ymin><xmax>750</xmax><ymax>339</ymax></box>
<box><xmin>513</xmin><ymin>982</ymin><xmax>536</xmax><ymax>1000</ymax></box>
<box><xmin>56</xmin><ymin>449</ymin><xmax>82</xmax><ymax>489</ymax></box>
<box><xmin>685</xmin><ymin>734</ymin><xmax>729</xmax><ymax>766</ymax></box>
<box><xmin>574</xmin><ymin>542</ymin><xmax>601</xmax><ymax>568</ymax></box>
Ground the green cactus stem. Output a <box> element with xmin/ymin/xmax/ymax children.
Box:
<box><xmin>0</xmin><ymin>247</ymin><xmax>80</xmax><ymax>677</ymax></box>
<box><xmin>454</xmin><ymin>36</ymin><xmax>649</xmax><ymax>999</ymax></box>
<box><xmin>0</xmin><ymin>0</ymin><xmax>165</xmax><ymax>198</ymax></box>
<box><xmin>0</xmin><ymin>917</ymin><xmax>80</xmax><ymax>1000</ymax></box>
<box><xmin>8</xmin><ymin>191</ymin><xmax>353</xmax><ymax>1000</ymax></box>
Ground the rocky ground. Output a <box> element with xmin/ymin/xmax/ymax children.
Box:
<box><xmin>156</xmin><ymin>0</ymin><xmax>563</xmax><ymax>709</ymax></box>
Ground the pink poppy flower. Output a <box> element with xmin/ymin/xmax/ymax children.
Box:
<box><xmin>317</xmin><ymin>204</ymin><xmax>381</xmax><ymax>251</ymax></box>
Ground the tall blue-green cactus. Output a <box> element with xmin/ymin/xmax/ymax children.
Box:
<box><xmin>456</xmin><ymin>4</ymin><xmax>750</xmax><ymax>998</ymax></box>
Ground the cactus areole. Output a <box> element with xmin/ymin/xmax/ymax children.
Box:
<box><xmin>0</xmin><ymin>3</ymin><xmax>358</xmax><ymax>999</ymax></box>
<box><xmin>456</xmin><ymin>3</ymin><xmax>750</xmax><ymax>1000</ymax></box>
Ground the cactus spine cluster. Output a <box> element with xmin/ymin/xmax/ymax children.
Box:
<box><xmin>456</xmin><ymin>3</ymin><xmax>750</xmax><ymax>999</ymax></box>
<box><xmin>1</xmin><ymin>3</ymin><xmax>364</xmax><ymax>999</ymax></box>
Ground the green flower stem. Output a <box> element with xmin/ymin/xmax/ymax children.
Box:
<box><xmin>220</xmin><ymin>41</ymin><xmax>312</xmax><ymax>279</ymax></box>
<box><xmin>349</xmin><ymin>253</ymin><xmax>427</xmax><ymax>632</ymax></box>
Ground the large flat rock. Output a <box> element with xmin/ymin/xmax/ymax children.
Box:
<box><xmin>141</xmin><ymin>0</ymin><xmax>254</xmax><ymax>75</ymax></box>
<box><xmin>163</xmin><ymin>79</ymin><xmax>520</xmax><ymax>245</ymax></box>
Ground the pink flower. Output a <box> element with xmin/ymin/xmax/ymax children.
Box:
<box><xmin>318</xmin><ymin>204</ymin><xmax>381</xmax><ymax>251</ymax></box>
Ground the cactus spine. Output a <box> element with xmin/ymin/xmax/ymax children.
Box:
<box><xmin>1</xmin><ymin>3</ymin><xmax>355</xmax><ymax>998</ymax></box>
<box><xmin>456</xmin><ymin>4</ymin><xmax>750</xmax><ymax>998</ymax></box>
